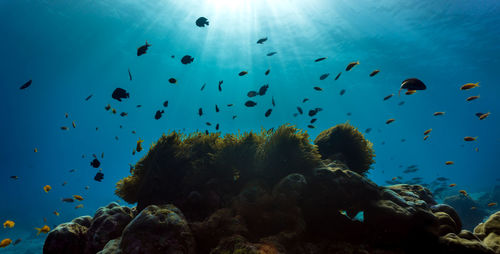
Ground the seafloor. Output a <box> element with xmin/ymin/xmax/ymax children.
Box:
<box><xmin>42</xmin><ymin>124</ymin><xmax>500</xmax><ymax>254</ymax></box>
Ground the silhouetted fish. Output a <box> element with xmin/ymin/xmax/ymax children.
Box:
<box><xmin>265</xmin><ymin>109</ymin><xmax>272</xmax><ymax>117</ymax></box>
<box><xmin>94</xmin><ymin>172</ymin><xmax>104</xmax><ymax>182</ymax></box>
<box><xmin>314</xmin><ymin>57</ymin><xmax>327</xmax><ymax>62</ymax></box>
<box><xmin>112</xmin><ymin>88</ymin><xmax>129</xmax><ymax>102</ymax></box>
<box><xmin>154</xmin><ymin>110</ymin><xmax>164</xmax><ymax>120</ymax></box>
<box><xmin>297</xmin><ymin>107</ymin><xmax>303</xmax><ymax>115</ymax></box>
<box><xmin>128</xmin><ymin>68</ymin><xmax>132</xmax><ymax>81</ymax></box>
<box><xmin>257</xmin><ymin>37</ymin><xmax>268</xmax><ymax>44</ymax></box>
<box><xmin>369</xmin><ymin>70</ymin><xmax>380</xmax><ymax>77</ymax></box>
<box><xmin>200</xmin><ymin>83</ymin><xmax>206</xmax><ymax>91</ymax></box>
<box><xmin>181</xmin><ymin>55</ymin><xmax>194</xmax><ymax>64</ymax></box>
<box><xmin>215</xmin><ymin>104</ymin><xmax>219</xmax><ymax>112</ymax></box>
<box><xmin>335</xmin><ymin>72</ymin><xmax>341</xmax><ymax>80</ymax></box>
<box><xmin>163</xmin><ymin>101</ymin><xmax>169</xmax><ymax>107</ymax></box>
<box><xmin>137</xmin><ymin>41</ymin><xmax>151</xmax><ymax>56</ymax></box>
<box><xmin>248</xmin><ymin>91</ymin><xmax>258</xmax><ymax>97</ymax></box>
<box><xmin>365</xmin><ymin>128</ymin><xmax>372</xmax><ymax>133</ymax></box>
<box><xmin>340</xmin><ymin>89</ymin><xmax>346</xmax><ymax>96</ymax></box>
<box><xmin>216</xmin><ymin>123</ymin><xmax>219</xmax><ymax>130</ymax></box>
<box><xmin>267</xmin><ymin>52</ymin><xmax>277</xmax><ymax>56</ymax></box>
<box><xmin>218</xmin><ymin>80</ymin><xmax>223</xmax><ymax>92</ymax></box>
<box><xmin>245</xmin><ymin>101</ymin><xmax>257</xmax><ymax>107</ymax></box>
<box><xmin>239</xmin><ymin>71</ymin><xmax>248</xmax><ymax>76</ymax></box>
<box><xmin>195</xmin><ymin>17</ymin><xmax>209</xmax><ymax>27</ymax></box>
<box><xmin>319</xmin><ymin>73</ymin><xmax>329</xmax><ymax>80</ymax></box>
<box><xmin>199</xmin><ymin>108</ymin><xmax>203</xmax><ymax>116</ymax></box>
<box><xmin>310</xmin><ymin>118</ymin><xmax>317</xmax><ymax>123</ymax></box>
<box><xmin>265</xmin><ymin>69</ymin><xmax>270</xmax><ymax>75</ymax></box>
<box><xmin>383</xmin><ymin>94</ymin><xmax>393</xmax><ymax>101</ymax></box>
<box><xmin>85</xmin><ymin>94</ymin><xmax>93</xmax><ymax>101</ymax></box>
<box><xmin>399</xmin><ymin>78</ymin><xmax>426</xmax><ymax>96</ymax></box>
<box><xmin>346</xmin><ymin>61</ymin><xmax>359</xmax><ymax>71</ymax></box>
<box><xmin>302</xmin><ymin>98</ymin><xmax>309</xmax><ymax>103</ymax></box>
<box><xmin>19</xmin><ymin>80</ymin><xmax>32</xmax><ymax>90</ymax></box>
<box><xmin>272</xmin><ymin>96</ymin><xmax>275</xmax><ymax>107</ymax></box>
<box><xmin>259</xmin><ymin>84</ymin><xmax>269</xmax><ymax>96</ymax></box>
<box><xmin>90</xmin><ymin>158</ymin><xmax>100</xmax><ymax>168</ymax></box>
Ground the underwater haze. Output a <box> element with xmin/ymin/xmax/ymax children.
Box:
<box><xmin>1</xmin><ymin>0</ymin><xmax>499</xmax><ymax>252</ymax></box>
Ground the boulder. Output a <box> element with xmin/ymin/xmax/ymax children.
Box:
<box><xmin>439</xmin><ymin>233</ymin><xmax>494</xmax><ymax>254</ymax></box>
<box><xmin>96</xmin><ymin>238</ymin><xmax>121</xmax><ymax>254</ymax></box>
<box><xmin>43</xmin><ymin>222</ymin><xmax>89</xmax><ymax>254</ymax></box>
<box><xmin>431</xmin><ymin>204</ymin><xmax>462</xmax><ymax>233</ymax></box>
<box><xmin>484</xmin><ymin>233</ymin><xmax>500</xmax><ymax>254</ymax></box>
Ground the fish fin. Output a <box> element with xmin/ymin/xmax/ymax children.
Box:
<box><xmin>35</xmin><ymin>228</ymin><xmax>41</xmax><ymax>235</ymax></box>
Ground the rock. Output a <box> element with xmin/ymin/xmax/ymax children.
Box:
<box><xmin>434</xmin><ymin>212</ymin><xmax>459</xmax><ymax>235</ymax></box>
<box><xmin>272</xmin><ymin>173</ymin><xmax>307</xmax><ymax>203</ymax></box>
<box><xmin>85</xmin><ymin>202</ymin><xmax>134</xmax><ymax>254</ymax></box>
<box><xmin>444</xmin><ymin>194</ymin><xmax>489</xmax><ymax>230</ymax></box>
<box><xmin>484</xmin><ymin>233</ymin><xmax>500</xmax><ymax>253</ymax></box>
<box><xmin>484</xmin><ymin>211</ymin><xmax>500</xmax><ymax>235</ymax></box>
<box><xmin>439</xmin><ymin>233</ymin><xmax>494</xmax><ymax>254</ymax></box>
<box><xmin>73</xmin><ymin>216</ymin><xmax>92</xmax><ymax>228</ymax></box>
<box><xmin>43</xmin><ymin>222</ymin><xmax>89</xmax><ymax>254</ymax></box>
<box><xmin>475</xmin><ymin>223</ymin><xmax>487</xmax><ymax>240</ymax></box>
<box><xmin>388</xmin><ymin>184</ymin><xmax>436</xmax><ymax>209</ymax></box>
<box><xmin>118</xmin><ymin>204</ymin><xmax>195</xmax><ymax>254</ymax></box>
<box><xmin>96</xmin><ymin>238</ymin><xmax>120</xmax><ymax>254</ymax></box>
<box><xmin>209</xmin><ymin>235</ymin><xmax>284</xmax><ymax>254</ymax></box>
<box><xmin>431</xmin><ymin>204</ymin><xmax>462</xmax><ymax>233</ymax></box>
<box><xmin>459</xmin><ymin>230</ymin><xmax>482</xmax><ymax>241</ymax></box>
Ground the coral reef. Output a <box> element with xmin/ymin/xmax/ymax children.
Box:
<box><xmin>445</xmin><ymin>194</ymin><xmax>489</xmax><ymax>230</ymax></box>
<box><xmin>44</xmin><ymin>124</ymin><xmax>500</xmax><ymax>254</ymax></box>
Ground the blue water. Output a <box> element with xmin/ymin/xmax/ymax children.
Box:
<box><xmin>1</xmin><ymin>0</ymin><xmax>499</xmax><ymax>251</ymax></box>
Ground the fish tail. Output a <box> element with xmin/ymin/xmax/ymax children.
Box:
<box><xmin>35</xmin><ymin>228</ymin><xmax>41</xmax><ymax>235</ymax></box>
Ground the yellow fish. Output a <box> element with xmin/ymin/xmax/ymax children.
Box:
<box><xmin>460</xmin><ymin>82</ymin><xmax>479</xmax><ymax>90</ymax></box>
<box><xmin>53</xmin><ymin>211</ymin><xmax>60</xmax><ymax>216</ymax></box>
<box><xmin>43</xmin><ymin>185</ymin><xmax>52</xmax><ymax>193</ymax></box>
<box><xmin>3</xmin><ymin>220</ymin><xmax>14</xmax><ymax>228</ymax></box>
<box><xmin>72</xmin><ymin>195</ymin><xmax>84</xmax><ymax>201</ymax></box>
<box><xmin>445</xmin><ymin>161</ymin><xmax>454</xmax><ymax>165</ymax></box>
<box><xmin>0</xmin><ymin>238</ymin><xmax>12</xmax><ymax>248</ymax></box>
<box><xmin>34</xmin><ymin>148</ymin><xmax>38</xmax><ymax>153</ymax></box>
<box><xmin>75</xmin><ymin>204</ymin><xmax>84</xmax><ymax>209</ymax></box>
<box><xmin>35</xmin><ymin>225</ymin><xmax>50</xmax><ymax>235</ymax></box>
<box><xmin>423</xmin><ymin>129</ymin><xmax>432</xmax><ymax>135</ymax></box>
<box><xmin>433</xmin><ymin>112</ymin><xmax>445</xmax><ymax>116</ymax></box>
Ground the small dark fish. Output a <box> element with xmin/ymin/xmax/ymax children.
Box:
<box><xmin>340</xmin><ymin>89</ymin><xmax>346</xmax><ymax>95</ymax></box>
<box><xmin>297</xmin><ymin>107</ymin><xmax>303</xmax><ymax>114</ymax></box>
<box><xmin>215</xmin><ymin>104</ymin><xmax>219</xmax><ymax>112</ymax></box>
<box><xmin>199</xmin><ymin>108</ymin><xmax>203</xmax><ymax>116</ymax></box>
<box><xmin>302</xmin><ymin>98</ymin><xmax>309</xmax><ymax>103</ymax></box>
<box><xmin>101</xmin><ymin>152</ymin><xmax>104</xmax><ymax>158</ymax></box>
<box><xmin>155</xmin><ymin>110</ymin><xmax>164</xmax><ymax>120</ymax></box>
<box><xmin>232</xmin><ymin>115</ymin><xmax>237</xmax><ymax>119</ymax></box>
<box><xmin>206</xmin><ymin>122</ymin><xmax>212</xmax><ymax>126</ymax></box>
<box><xmin>345</xmin><ymin>61</ymin><xmax>359</xmax><ymax>71</ymax></box>
<box><xmin>266</xmin><ymin>52</ymin><xmax>277</xmax><ymax>56</ymax></box>
<box><xmin>120</xmin><ymin>112</ymin><xmax>128</xmax><ymax>117</ymax></box>
<box><xmin>307</xmin><ymin>125</ymin><xmax>315</xmax><ymax>129</ymax></box>
<box><xmin>10</xmin><ymin>176</ymin><xmax>19</xmax><ymax>180</ymax></box>
<box><xmin>436</xmin><ymin>177</ymin><xmax>449</xmax><ymax>181</ymax></box>
<box><xmin>257</xmin><ymin>37</ymin><xmax>268</xmax><ymax>44</ymax></box>
<box><xmin>245</xmin><ymin>100</ymin><xmax>257</xmax><ymax>107</ymax></box>
<box><xmin>85</xmin><ymin>94</ymin><xmax>93</xmax><ymax>101</ymax></box>
<box><xmin>399</xmin><ymin>78</ymin><xmax>426</xmax><ymax>96</ymax></box>
<box><xmin>195</xmin><ymin>17</ymin><xmax>209</xmax><ymax>27</ymax></box>
<box><xmin>265</xmin><ymin>69</ymin><xmax>270</xmax><ymax>75</ymax></box>
<box><xmin>137</xmin><ymin>41</ymin><xmax>151</xmax><ymax>56</ymax></box>
<box><xmin>319</xmin><ymin>73</ymin><xmax>329</xmax><ymax>80</ymax></box>
<box><xmin>383</xmin><ymin>94</ymin><xmax>393</xmax><ymax>101</ymax></box>
<box><xmin>369</xmin><ymin>70</ymin><xmax>380</xmax><ymax>77</ymax></box>
<box><xmin>218</xmin><ymin>80</ymin><xmax>223</xmax><ymax>92</ymax></box>
<box><xmin>308</xmin><ymin>108</ymin><xmax>322</xmax><ymax>117</ymax></box>
<box><xmin>69</xmin><ymin>169</ymin><xmax>76</xmax><ymax>173</ymax></box>
<box><xmin>265</xmin><ymin>109</ymin><xmax>272</xmax><ymax>117</ymax></box>
<box><xmin>293</xmin><ymin>113</ymin><xmax>298</xmax><ymax>117</ymax></box>
<box><xmin>94</xmin><ymin>172</ymin><xmax>104</xmax><ymax>182</ymax></box>
<box><xmin>401</xmin><ymin>139</ymin><xmax>406</xmax><ymax>142</ymax></box>
<box><xmin>346</xmin><ymin>112</ymin><xmax>351</xmax><ymax>116</ymax></box>
<box><xmin>310</xmin><ymin>118</ymin><xmax>317</xmax><ymax>123</ymax></box>
<box><xmin>335</xmin><ymin>72</ymin><xmax>341</xmax><ymax>80</ymax></box>
<box><xmin>90</xmin><ymin>158</ymin><xmax>100</xmax><ymax>168</ymax></box>
<box><xmin>136</xmin><ymin>105</ymin><xmax>142</xmax><ymax>108</ymax></box>
<box><xmin>239</xmin><ymin>71</ymin><xmax>248</xmax><ymax>76</ymax></box>
<box><xmin>466</xmin><ymin>95</ymin><xmax>480</xmax><ymax>102</ymax></box>
<box><xmin>200</xmin><ymin>83</ymin><xmax>206</xmax><ymax>91</ymax></box>
<box><xmin>259</xmin><ymin>84</ymin><xmax>269</xmax><ymax>96</ymax></box>
<box><xmin>314</xmin><ymin>57</ymin><xmax>327</xmax><ymax>62</ymax></box>
<box><xmin>216</xmin><ymin>123</ymin><xmax>219</xmax><ymax>130</ymax></box>
<box><xmin>272</xmin><ymin>96</ymin><xmax>275</xmax><ymax>107</ymax></box>
<box><xmin>13</xmin><ymin>238</ymin><xmax>21</xmax><ymax>245</ymax></box>
<box><xmin>171</xmin><ymin>55</ymin><xmax>175</xmax><ymax>58</ymax></box>
<box><xmin>205</xmin><ymin>130</ymin><xmax>209</xmax><ymax>135</ymax></box>
<box><xmin>227</xmin><ymin>104</ymin><xmax>233</xmax><ymax>107</ymax></box>
<box><xmin>62</xmin><ymin>198</ymin><xmax>74</xmax><ymax>203</ymax></box>
<box><xmin>19</xmin><ymin>80</ymin><xmax>32</xmax><ymax>90</ymax></box>
<box><xmin>247</xmin><ymin>91</ymin><xmax>258</xmax><ymax>97</ymax></box>
<box><xmin>398</xmin><ymin>101</ymin><xmax>405</xmax><ymax>106</ymax></box>
<box><xmin>313</xmin><ymin>87</ymin><xmax>323</xmax><ymax>91</ymax></box>
<box><xmin>112</xmin><ymin>88</ymin><xmax>129</xmax><ymax>102</ymax></box>
<box><xmin>163</xmin><ymin>101</ymin><xmax>169</xmax><ymax>107</ymax></box>
<box><xmin>365</xmin><ymin>128</ymin><xmax>372</xmax><ymax>133</ymax></box>
<box><xmin>169</xmin><ymin>78</ymin><xmax>177</xmax><ymax>84</ymax></box>
<box><xmin>181</xmin><ymin>55</ymin><xmax>194</xmax><ymax>64</ymax></box>
<box><xmin>475</xmin><ymin>112</ymin><xmax>484</xmax><ymax>118</ymax></box>
<box><xmin>128</xmin><ymin>68</ymin><xmax>132</xmax><ymax>81</ymax></box>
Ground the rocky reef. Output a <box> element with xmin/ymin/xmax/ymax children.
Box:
<box><xmin>43</xmin><ymin>124</ymin><xmax>500</xmax><ymax>253</ymax></box>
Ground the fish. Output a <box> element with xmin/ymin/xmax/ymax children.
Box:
<box><xmin>71</xmin><ymin>121</ymin><xmax>76</xmax><ymax>128</ymax></box>
<box><xmin>90</xmin><ymin>158</ymin><xmax>100</xmax><ymax>168</ymax></box>
<box><xmin>265</xmin><ymin>69</ymin><xmax>270</xmax><ymax>75</ymax></box>
<box><xmin>463</xmin><ymin>136</ymin><xmax>477</xmax><ymax>141</ymax></box>
<box><xmin>319</xmin><ymin>73</ymin><xmax>329</xmax><ymax>80</ymax></box>
<box><xmin>460</xmin><ymin>83</ymin><xmax>479</xmax><ymax>90</ymax></box>
<box><xmin>405</xmin><ymin>90</ymin><xmax>417</xmax><ymax>95</ymax></box>
<box><xmin>307</xmin><ymin>125</ymin><xmax>315</xmax><ymax>129</ymax></box>
<box><xmin>13</xmin><ymin>238</ymin><xmax>21</xmax><ymax>245</ymax></box>
<box><xmin>10</xmin><ymin>175</ymin><xmax>19</xmax><ymax>180</ymax></box>
<box><xmin>198</xmin><ymin>108</ymin><xmax>203</xmax><ymax>116</ymax></box>
<box><xmin>75</xmin><ymin>204</ymin><xmax>84</xmax><ymax>209</ymax></box>
<box><xmin>163</xmin><ymin>101</ymin><xmax>169</xmax><ymax>107</ymax></box>
<box><xmin>272</xmin><ymin>96</ymin><xmax>275</xmax><ymax>107</ymax></box>
<box><xmin>433</xmin><ymin>112</ymin><xmax>445</xmax><ymax>116</ymax></box>
<box><xmin>302</xmin><ymin>98</ymin><xmax>309</xmax><ymax>103</ymax></box>
<box><xmin>206</xmin><ymin>122</ymin><xmax>212</xmax><ymax>126</ymax></box>
<box><xmin>335</xmin><ymin>72</ymin><xmax>341</xmax><ymax>80</ymax></box>
<box><xmin>245</xmin><ymin>101</ymin><xmax>257</xmax><ymax>107</ymax></box>
<box><xmin>62</xmin><ymin>198</ymin><xmax>74</xmax><ymax>203</ymax></box>
<box><xmin>365</xmin><ymin>128</ymin><xmax>372</xmax><ymax>133</ymax></box>
<box><xmin>218</xmin><ymin>80</ymin><xmax>223</xmax><ymax>92</ymax></box>
<box><xmin>310</xmin><ymin>118</ymin><xmax>317</xmax><ymax>124</ymax></box>
<box><xmin>85</xmin><ymin>94</ymin><xmax>93</xmax><ymax>101</ymax></box>
<box><xmin>0</xmin><ymin>238</ymin><xmax>12</xmax><ymax>248</ymax></box>
<box><xmin>137</xmin><ymin>41</ymin><xmax>151</xmax><ymax>56</ymax></box>
<box><xmin>478</xmin><ymin>112</ymin><xmax>490</xmax><ymax>120</ymax></box>
<box><xmin>34</xmin><ymin>148</ymin><xmax>38</xmax><ymax>153</ymax></box>
<box><xmin>136</xmin><ymin>105</ymin><xmax>142</xmax><ymax>108</ymax></box>
<box><xmin>346</xmin><ymin>112</ymin><xmax>352</xmax><ymax>116</ymax></box>
<box><xmin>215</xmin><ymin>104</ymin><xmax>219</xmax><ymax>112</ymax></box>
<box><xmin>200</xmin><ymin>83</ymin><xmax>206</xmax><ymax>91</ymax></box>
<box><xmin>313</xmin><ymin>87</ymin><xmax>323</xmax><ymax>91</ymax></box>
<box><xmin>436</xmin><ymin>177</ymin><xmax>449</xmax><ymax>181</ymax></box>
<box><xmin>293</xmin><ymin>113</ymin><xmax>298</xmax><ymax>117</ymax></box>
<box><xmin>154</xmin><ymin>110</ymin><xmax>164</xmax><ymax>120</ymax></box>
<box><xmin>111</xmin><ymin>108</ymin><xmax>117</xmax><ymax>114</ymax></box>
<box><xmin>297</xmin><ymin>107</ymin><xmax>303</xmax><ymax>114</ymax></box>
<box><xmin>386</xmin><ymin>119</ymin><xmax>395</xmax><ymax>124</ymax></box>
<box><xmin>314</xmin><ymin>57</ymin><xmax>327</xmax><ymax>62</ymax></box>
<box><xmin>399</xmin><ymin>78</ymin><xmax>426</xmax><ymax>96</ymax></box>
<box><xmin>128</xmin><ymin>68</ymin><xmax>132</xmax><ymax>81</ymax></box>
<box><xmin>168</xmin><ymin>78</ymin><xmax>178</xmax><ymax>84</ymax></box>
<box><xmin>35</xmin><ymin>225</ymin><xmax>51</xmax><ymax>235</ymax></box>
<box><xmin>227</xmin><ymin>104</ymin><xmax>233</xmax><ymax>107</ymax></box>
<box><xmin>239</xmin><ymin>71</ymin><xmax>248</xmax><ymax>76</ymax></box>
<box><xmin>94</xmin><ymin>172</ymin><xmax>104</xmax><ymax>182</ymax></box>
<box><xmin>195</xmin><ymin>17</ymin><xmax>209</xmax><ymax>27</ymax></box>
<box><xmin>73</xmin><ymin>195</ymin><xmax>84</xmax><ymax>201</ymax></box>
<box><xmin>112</xmin><ymin>88</ymin><xmax>130</xmax><ymax>102</ymax></box>
<box><xmin>340</xmin><ymin>89</ymin><xmax>346</xmax><ymax>96</ymax></box>
<box><xmin>383</xmin><ymin>94</ymin><xmax>393</xmax><ymax>101</ymax></box>
<box><xmin>132</xmin><ymin>130</ymin><xmax>136</xmax><ymax>134</ymax></box>
<box><xmin>256</xmin><ymin>37</ymin><xmax>268</xmax><ymax>44</ymax></box>
<box><xmin>53</xmin><ymin>211</ymin><xmax>59</xmax><ymax>216</ymax></box>
<box><xmin>205</xmin><ymin>130</ymin><xmax>209</xmax><ymax>135</ymax></box>
<box><xmin>459</xmin><ymin>190</ymin><xmax>468</xmax><ymax>196</ymax></box>
<box><xmin>216</xmin><ymin>123</ymin><xmax>220</xmax><ymax>130</ymax></box>
<box><xmin>308</xmin><ymin>108</ymin><xmax>322</xmax><ymax>117</ymax></box>
<box><xmin>265</xmin><ymin>109</ymin><xmax>272</xmax><ymax>117</ymax></box>
<box><xmin>259</xmin><ymin>84</ymin><xmax>269</xmax><ymax>95</ymax></box>
<box><xmin>232</xmin><ymin>115</ymin><xmax>237</xmax><ymax>120</ymax></box>
<box><xmin>423</xmin><ymin>129</ymin><xmax>432</xmax><ymax>135</ymax></box>
<box><xmin>65</xmin><ymin>113</ymin><xmax>69</xmax><ymax>118</ymax></box>
<box><xmin>398</xmin><ymin>101</ymin><xmax>405</xmax><ymax>106</ymax></box>
<box><xmin>445</xmin><ymin>161</ymin><xmax>454</xmax><ymax>165</ymax></box>
<box><xmin>369</xmin><ymin>70</ymin><xmax>380</xmax><ymax>77</ymax></box>
<box><xmin>267</xmin><ymin>52</ymin><xmax>277</xmax><ymax>56</ymax></box>
<box><xmin>466</xmin><ymin>95</ymin><xmax>479</xmax><ymax>102</ymax></box>
<box><xmin>488</xmin><ymin>202</ymin><xmax>498</xmax><ymax>207</ymax></box>
<box><xmin>61</xmin><ymin>126</ymin><xmax>69</xmax><ymax>130</ymax></box>
<box><xmin>247</xmin><ymin>91</ymin><xmax>258</xmax><ymax>97</ymax></box>
<box><xmin>449</xmin><ymin>183</ymin><xmax>456</xmax><ymax>187</ymax></box>
<box><xmin>345</xmin><ymin>61</ymin><xmax>359</xmax><ymax>71</ymax></box>
<box><xmin>105</xmin><ymin>104</ymin><xmax>111</xmax><ymax>111</ymax></box>
<box><xmin>181</xmin><ymin>55</ymin><xmax>194</xmax><ymax>64</ymax></box>
<box><xmin>43</xmin><ymin>185</ymin><xmax>52</xmax><ymax>193</ymax></box>
<box><xmin>136</xmin><ymin>139</ymin><xmax>144</xmax><ymax>152</ymax></box>
<box><xmin>3</xmin><ymin>220</ymin><xmax>14</xmax><ymax>228</ymax></box>
<box><xmin>19</xmin><ymin>80</ymin><xmax>32</xmax><ymax>90</ymax></box>
<box><xmin>62</xmin><ymin>181</ymin><xmax>67</xmax><ymax>186</ymax></box>
<box><xmin>470</xmin><ymin>207</ymin><xmax>477</xmax><ymax>210</ymax></box>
